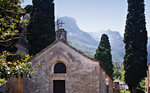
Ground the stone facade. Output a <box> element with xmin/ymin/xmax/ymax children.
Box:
<box><xmin>113</xmin><ymin>82</ymin><xmax>119</xmax><ymax>93</ymax></box>
<box><xmin>23</xmin><ymin>40</ymin><xmax>113</xmax><ymax>93</ymax></box>
<box><xmin>0</xmin><ymin>85</ymin><xmax>5</xmax><ymax>93</ymax></box>
<box><xmin>7</xmin><ymin>78</ymin><xmax>23</xmax><ymax>93</ymax></box>
<box><xmin>146</xmin><ymin>64</ymin><xmax>150</xmax><ymax>93</ymax></box>
<box><xmin>16</xmin><ymin>43</ymin><xmax>29</xmax><ymax>54</ymax></box>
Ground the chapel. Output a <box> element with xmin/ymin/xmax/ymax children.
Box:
<box><xmin>2</xmin><ymin>27</ymin><xmax>113</xmax><ymax>93</ymax></box>
<box><xmin>22</xmin><ymin>27</ymin><xmax>113</xmax><ymax>93</ymax></box>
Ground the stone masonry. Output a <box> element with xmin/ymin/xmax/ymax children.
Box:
<box><xmin>23</xmin><ymin>40</ymin><xmax>113</xmax><ymax>93</ymax></box>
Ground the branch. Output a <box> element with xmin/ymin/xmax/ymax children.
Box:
<box><xmin>0</xmin><ymin>37</ymin><xmax>20</xmax><ymax>43</ymax></box>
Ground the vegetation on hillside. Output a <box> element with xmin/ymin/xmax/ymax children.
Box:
<box><xmin>68</xmin><ymin>40</ymin><xmax>96</xmax><ymax>58</ymax></box>
<box><xmin>113</xmin><ymin>62</ymin><xmax>125</xmax><ymax>81</ymax></box>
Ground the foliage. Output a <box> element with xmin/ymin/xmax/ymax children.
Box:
<box><xmin>138</xmin><ymin>79</ymin><xmax>146</xmax><ymax>89</ymax></box>
<box><xmin>94</xmin><ymin>34</ymin><xmax>113</xmax><ymax>76</ymax></box>
<box><xmin>113</xmin><ymin>62</ymin><xmax>124</xmax><ymax>71</ymax></box>
<box><xmin>113</xmin><ymin>69</ymin><xmax>122</xmax><ymax>79</ymax></box>
<box><xmin>136</xmin><ymin>88</ymin><xmax>145</xmax><ymax>93</ymax></box>
<box><xmin>113</xmin><ymin>69</ymin><xmax>125</xmax><ymax>81</ymax></box>
<box><xmin>0</xmin><ymin>0</ymin><xmax>24</xmax><ymax>53</ymax></box>
<box><xmin>120</xmin><ymin>90</ymin><xmax>130</xmax><ymax>93</ymax></box>
<box><xmin>124</xmin><ymin>0</ymin><xmax>147</xmax><ymax>92</ymax></box>
<box><xmin>24</xmin><ymin>5</ymin><xmax>33</xmax><ymax>15</ymax></box>
<box><xmin>0</xmin><ymin>51</ymin><xmax>35</xmax><ymax>86</ymax></box>
<box><xmin>113</xmin><ymin>62</ymin><xmax>125</xmax><ymax>81</ymax></box>
<box><xmin>136</xmin><ymin>79</ymin><xmax>146</xmax><ymax>93</ymax></box>
<box><xmin>0</xmin><ymin>0</ymin><xmax>36</xmax><ymax>86</ymax></box>
<box><xmin>27</xmin><ymin>0</ymin><xmax>56</xmax><ymax>55</ymax></box>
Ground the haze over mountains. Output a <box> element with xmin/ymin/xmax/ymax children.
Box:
<box><xmin>58</xmin><ymin>17</ymin><xmax>98</xmax><ymax>48</ymax></box>
<box><xmin>89</xmin><ymin>30</ymin><xmax>125</xmax><ymax>62</ymax></box>
<box><xmin>58</xmin><ymin>16</ymin><xmax>150</xmax><ymax>63</ymax></box>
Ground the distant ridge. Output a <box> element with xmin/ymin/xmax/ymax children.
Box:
<box><xmin>88</xmin><ymin>30</ymin><xmax>125</xmax><ymax>62</ymax></box>
<box><xmin>58</xmin><ymin>16</ymin><xmax>98</xmax><ymax>48</ymax></box>
<box><xmin>57</xmin><ymin>16</ymin><xmax>150</xmax><ymax>63</ymax></box>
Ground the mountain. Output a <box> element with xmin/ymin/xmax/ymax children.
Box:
<box><xmin>68</xmin><ymin>41</ymin><xmax>96</xmax><ymax>58</ymax></box>
<box><xmin>58</xmin><ymin>17</ymin><xmax>98</xmax><ymax>48</ymax></box>
<box><xmin>58</xmin><ymin>17</ymin><xmax>124</xmax><ymax>63</ymax></box>
<box><xmin>58</xmin><ymin>16</ymin><xmax>150</xmax><ymax>63</ymax></box>
<box><xmin>89</xmin><ymin>30</ymin><xmax>125</xmax><ymax>62</ymax></box>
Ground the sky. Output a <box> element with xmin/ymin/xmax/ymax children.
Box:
<box><xmin>22</xmin><ymin>0</ymin><xmax>150</xmax><ymax>36</ymax></box>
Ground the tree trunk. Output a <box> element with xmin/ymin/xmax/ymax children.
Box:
<box><xmin>130</xmin><ymin>87</ymin><xmax>137</xmax><ymax>93</ymax></box>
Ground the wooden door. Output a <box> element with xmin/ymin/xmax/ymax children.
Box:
<box><xmin>53</xmin><ymin>80</ymin><xmax>65</xmax><ymax>93</ymax></box>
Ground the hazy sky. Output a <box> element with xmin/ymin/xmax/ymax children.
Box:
<box><xmin>22</xmin><ymin>0</ymin><xmax>150</xmax><ymax>36</ymax></box>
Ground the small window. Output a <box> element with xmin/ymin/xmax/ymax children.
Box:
<box><xmin>54</xmin><ymin>63</ymin><xmax>66</xmax><ymax>73</ymax></box>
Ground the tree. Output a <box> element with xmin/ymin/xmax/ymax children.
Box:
<box><xmin>0</xmin><ymin>51</ymin><xmax>33</xmax><ymax>85</ymax></box>
<box><xmin>27</xmin><ymin>0</ymin><xmax>55</xmax><ymax>55</ymax></box>
<box><xmin>0</xmin><ymin>0</ymin><xmax>23</xmax><ymax>53</ymax></box>
<box><xmin>124</xmin><ymin>0</ymin><xmax>147</xmax><ymax>92</ymax></box>
<box><xmin>24</xmin><ymin>5</ymin><xmax>33</xmax><ymax>15</ymax></box>
<box><xmin>94</xmin><ymin>34</ymin><xmax>113</xmax><ymax>76</ymax></box>
<box><xmin>0</xmin><ymin>0</ymin><xmax>35</xmax><ymax>85</ymax></box>
<box><xmin>113</xmin><ymin>62</ymin><xmax>125</xmax><ymax>81</ymax></box>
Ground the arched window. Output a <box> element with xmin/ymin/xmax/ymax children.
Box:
<box><xmin>54</xmin><ymin>63</ymin><xmax>66</xmax><ymax>73</ymax></box>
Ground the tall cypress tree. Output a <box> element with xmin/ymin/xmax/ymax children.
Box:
<box><xmin>27</xmin><ymin>0</ymin><xmax>55</xmax><ymax>55</ymax></box>
<box><xmin>94</xmin><ymin>34</ymin><xmax>113</xmax><ymax>76</ymax></box>
<box><xmin>124</xmin><ymin>0</ymin><xmax>147</xmax><ymax>92</ymax></box>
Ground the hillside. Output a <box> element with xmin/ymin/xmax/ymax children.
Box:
<box><xmin>58</xmin><ymin>16</ymin><xmax>150</xmax><ymax>63</ymax></box>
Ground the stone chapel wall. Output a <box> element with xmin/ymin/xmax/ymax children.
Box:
<box><xmin>23</xmin><ymin>41</ymin><xmax>113</xmax><ymax>93</ymax></box>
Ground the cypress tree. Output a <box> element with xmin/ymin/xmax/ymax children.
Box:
<box><xmin>27</xmin><ymin>0</ymin><xmax>55</xmax><ymax>55</ymax></box>
<box><xmin>94</xmin><ymin>34</ymin><xmax>113</xmax><ymax>76</ymax></box>
<box><xmin>124</xmin><ymin>0</ymin><xmax>147</xmax><ymax>92</ymax></box>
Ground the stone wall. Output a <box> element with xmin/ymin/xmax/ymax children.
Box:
<box><xmin>146</xmin><ymin>64</ymin><xmax>150</xmax><ymax>93</ymax></box>
<box><xmin>23</xmin><ymin>41</ymin><xmax>113</xmax><ymax>93</ymax></box>
<box><xmin>0</xmin><ymin>85</ymin><xmax>5</xmax><ymax>93</ymax></box>
<box><xmin>113</xmin><ymin>82</ymin><xmax>120</xmax><ymax>93</ymax></box>
<box><xmin>16</xmin><ymin>43</ymin><xmax>29</xmax><ymax>54</ymax></box>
